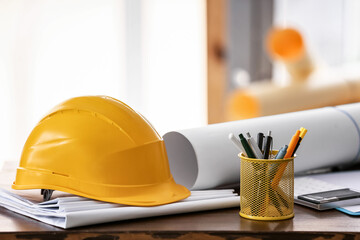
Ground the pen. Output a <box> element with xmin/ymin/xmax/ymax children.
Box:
<box><xmin>239</xmin><ymin>133</ymin><xmax>258</xmax><ymax>215</ymax></box>
<box><xmin>257</xmin><ymin>132</ymin><xmax>264</xmax><ymax>152</ymax></box>
<box><xmin>284</xmin><ymin>130</ymin><xmax>300</xmax><ymax>159</ymax></box>
<box><xmin>246</xmin><ymin>132</ymin><xmax>265</xmax><ymax>214</ymax></box>
<box><xmin>228</xmin><ymin>133</ymin><xmax>247</xmax><ymax>156</ymax></box>
<box><xmin>292</xmin><ymin>127</ymin><xmax>307</xmax><ymax>157</ymax></box>
<box><xmin>275</xmin><ymin>145</ymin><xmax>288</xmax><ymax>160</ymax></box>
<box><xmin>263</xmin><ymin>131</ymin><xmax>273</xmax><ymax>159</ymax></box>
<box><xmin>273</xmin><ymin>145</ymin><xmax>290</xmax><ymax>209</ymax></box>
<box><xmin>269</xmin><ymin>188</ymin><xmax>283</xmax><ymax>216</ymax></box>
<box><xmin>246</xmin><ymin>132</ymin><xmax>263</xmax><ymax>159</ymax></box>
<box><xmin>270</xmin><ymin>145</ymin><xmax>288</xmax><ymax>176</ymax></box>
<box><xmin>263</xmin><ymin>145</ymin><xmax>289</xmax><ymax>210</ymax></box>
<box><xmin>275</xmin><ymin>186</ymin><xmax>290</xmax><ymax>209</ymax></box>
<box><xmin>239</xmin><ymin>134</ymin><xmax>256</xmax><ymax>158</ymax></box>
<box><xmin>271</xmin><ymin>130</ymin><xmax>300</xmax><ymax>188</ymax></box>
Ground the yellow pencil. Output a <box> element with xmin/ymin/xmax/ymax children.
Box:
<box><xmin>300</xmin><ymin>127</ymin><xmax>307</xmax><ymax>139</ymax></box>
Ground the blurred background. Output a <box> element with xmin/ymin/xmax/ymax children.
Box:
<box><xmin>1</xmin><ymin>0</ymin><xmax>360</xmax><ymax>165</ymax></box>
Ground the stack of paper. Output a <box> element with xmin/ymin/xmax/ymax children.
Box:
<box><xmin>0</xmin><ymin>188</ymin><xmax>239</xmax><ymax>228</ymax></box>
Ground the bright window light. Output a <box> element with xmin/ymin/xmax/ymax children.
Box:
<box><xmin>0</xmin><ymin>0</ymin><xmax>207</xmax><ymax>165</ymax></box>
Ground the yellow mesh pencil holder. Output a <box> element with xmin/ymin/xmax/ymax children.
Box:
<box><xmin>239</xmin><ymin>150</ymin><xmax>295</xmax><ymax>220</ymax></box>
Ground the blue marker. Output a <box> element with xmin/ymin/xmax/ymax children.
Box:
<box><xmin>270</xmin><ymin>145</ymin><xmax>288</xmax><ymax>176</ymax></box>
<box><xmin>272</xmin><ymin>145</ymin><xmax>289</xmax><ymax>208</ymax></box>
<box><xmin>275</xmin><ymin>145</ymin><xmax>288</xmax><ymax>159</ymax></box>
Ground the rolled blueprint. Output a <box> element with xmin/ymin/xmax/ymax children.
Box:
<box><xmin>163</xmin><ymin>103</ymin><xmax>360</xmax><ymax>190</ymax></box>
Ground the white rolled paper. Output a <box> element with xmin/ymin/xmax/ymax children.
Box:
<box><xmin>163</xmin><ymin>103</ymin><xmax>360</xmax><ymax>190</ymax></box>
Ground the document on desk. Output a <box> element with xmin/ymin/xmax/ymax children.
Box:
<box><xmin>0</xmin><ymin>188</ymin><xmax>239</xmax><ymax>229</ymax></box>
<box><xmin>294</xmin><ymin>170</ymin><xmax>360</xmax><ymax>214</ymax></box>
<box><xmin>310</xmin><ymin>170</ymin><xmax>360</xmax><ymax>215</ymax></box>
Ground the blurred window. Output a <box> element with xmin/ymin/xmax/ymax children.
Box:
<box><xmin>273</xmin><ymin>0</ymin><xmax>360</xmax><ymax>81</ymax></box>
<box><xmin>0</xmin><ymin>0</ymin><xmax>206</xmax><ymax>164</ymax></box>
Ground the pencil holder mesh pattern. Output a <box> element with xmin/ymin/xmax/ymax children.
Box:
<box><xmin>239</xmin><ymin>151</ymin><xmax>294</xmax><ymax>220</ymax></box>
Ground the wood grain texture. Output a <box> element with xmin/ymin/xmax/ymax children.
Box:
<box><xmin>1</xmin><ymin>198</ymin><xmax>360</xmax><ymax>239</ymax></box>
<box><xmin>2</xmin><ymin>232</ymin><xmax>359</xmax><ymax>240</ymax></box>
<box><xmin>207</xmin><ymin>0</ymin><xmax>227</xmax><ymax>124</ymax></box>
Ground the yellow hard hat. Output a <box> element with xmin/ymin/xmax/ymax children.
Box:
<box><xmin>12</xmin><ymin>96</ymin><xmax>190</xmax><ymax>206</ymax></box>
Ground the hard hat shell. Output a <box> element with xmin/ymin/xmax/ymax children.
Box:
<box><xmin>12</xmin><ymin>96</ymin><xmax>190</xmax><ymax>206</ymax></box>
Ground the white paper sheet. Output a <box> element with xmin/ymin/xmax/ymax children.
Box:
<box><xmin>0</xmin><ymin>189</ymin><xmax>240</xmax><ymax>229</ymax></box>
<box><xmin>164</xmin><ymin>103</ymin><xmax>360</xmax><ymax>190</ymax></box>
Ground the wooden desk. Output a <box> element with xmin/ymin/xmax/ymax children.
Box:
<box><xmin>1</xmin><ymin>163</ymin><xmax>360</xmax><ymax>239</ymax></box>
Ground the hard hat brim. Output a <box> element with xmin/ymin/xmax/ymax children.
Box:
<box><xmin>13</xmin><ymin>168</ymin><xmax>190</xmax><ymax>206</ymax></box>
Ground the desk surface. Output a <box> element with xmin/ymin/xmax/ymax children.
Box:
<box><xmin>1</xmin><ymin>162</ymin><xmax>360</xmax><ymax>240</ymax></box>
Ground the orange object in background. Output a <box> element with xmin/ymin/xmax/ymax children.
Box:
<box><xmin>266</xmin><ymin>27</ymin><xmax>315</xmax><ymax>81</ymax></box>
<box><xmin>267</xmin><ymin>28</ymin><xmax>304</xmax><ymax>60</ymax></box>
<box><xmin>226</xmin><ymin>27</ymin><xmax>360</xmax><ymax>121</ymax></box>
<box><xmin>227</xmin><ymin>91</ymin><xmax>260</xmax><ymax>119</ymax></box>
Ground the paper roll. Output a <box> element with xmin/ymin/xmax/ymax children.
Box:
<box><xmin>163</xmin><ymin>103</ymin><xmax>360</xmax><ymax>190</ymax></box>
<box><xmin>226</xmin><ymin>75</ymin><xmax>360</xmax><ymax>120</ymax></box>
